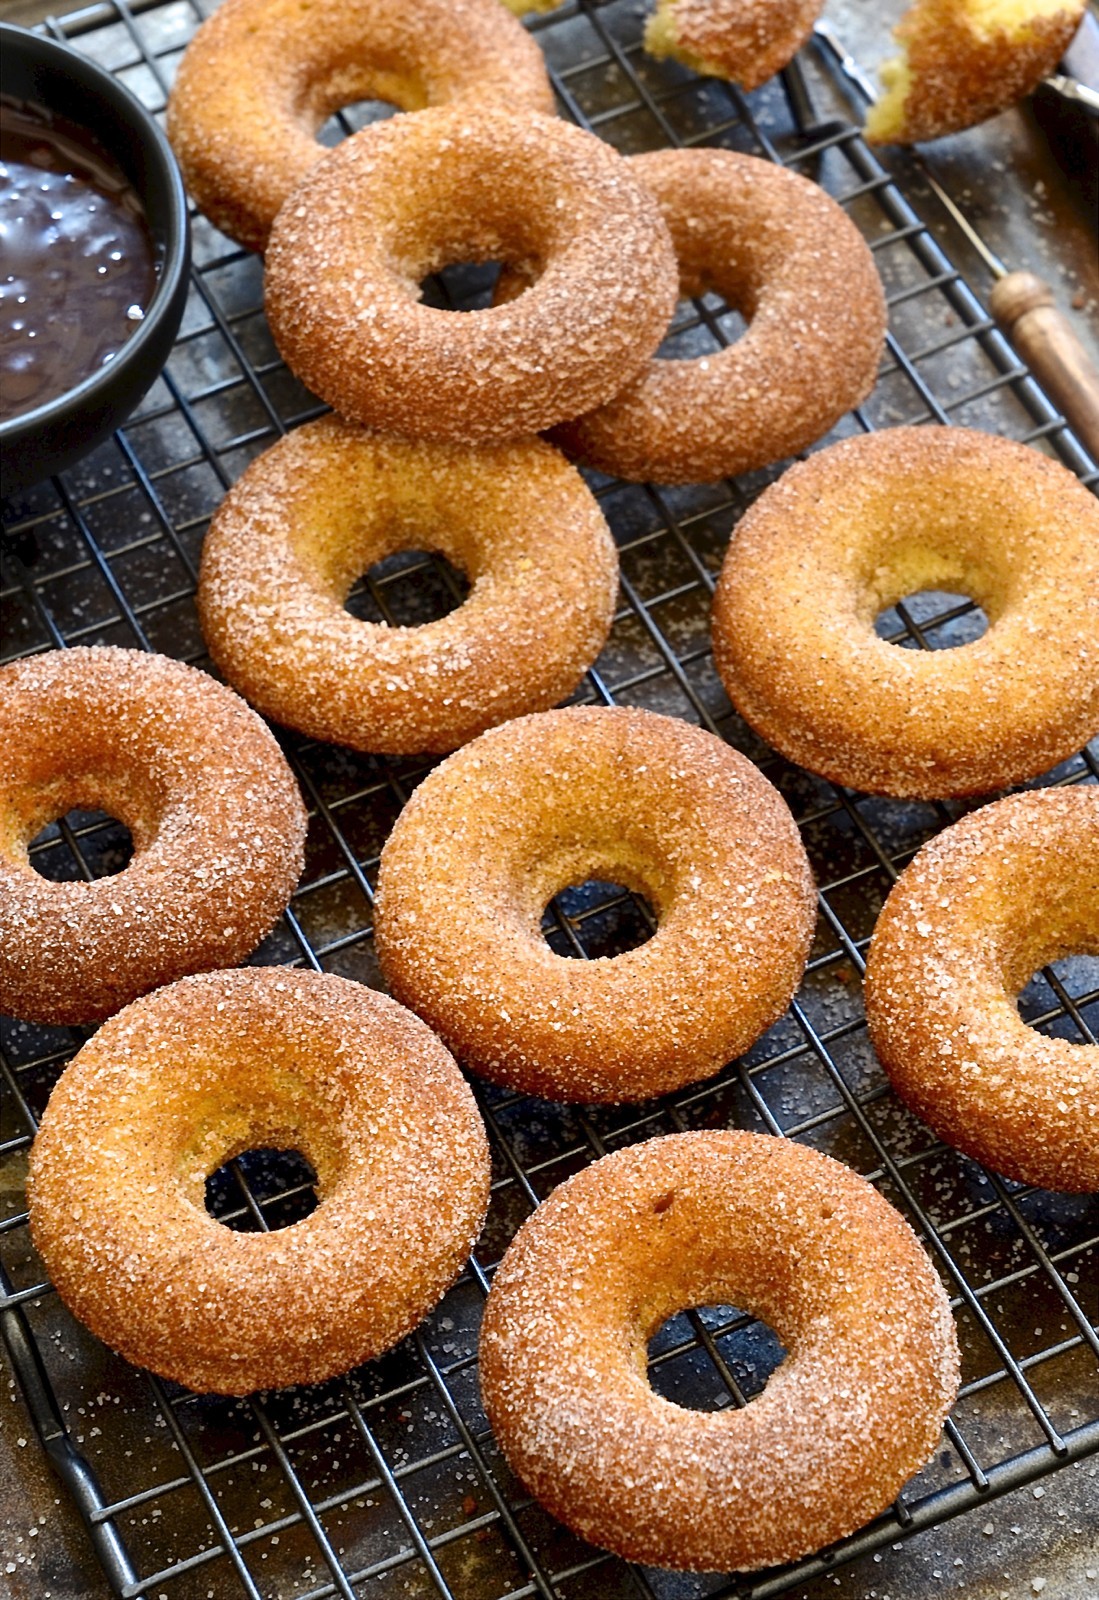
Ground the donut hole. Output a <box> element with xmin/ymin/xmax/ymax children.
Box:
<box><xmin>874</xmin><ymin>590</ymin><xmax>989</xmax><ymax>650</ymax></box>
<box><xmin>654</xmin><ymin>255</ymin><xmax>761</xmax><ymax>359</ymax></box>
<box><xmin>647</xmin><ymin>1304</ymin><xmax>787</xmax><ymax>1411</ymax></box>
<box><xmin>1016</xmin><ymin>954</ymin><xmax>1099</xmax><ymax>1044</ymax></box>
<box><xmin>317</xmin><ymin>99</ymin><xmax>401</xmax><ymax>148</ymax></box>
<box><xmin>546</xmin><ymin>879</ymin><xmax>657</xmax><ymax>960</ymax></box>
<box><xmin>388</xmin><ymin>176</ymin><xmax>548</xmax><ymax>314</ymax></box>
<box><xmin>657</xmin><ymin>293</ymin><xmax>750</xmax><ymax>361</ymax></box>
<box><xmin>421</xmin><ymin>260</ymin><xmax>506</xmax><ymax>312</ymax></box>
<box><xmin>345</xmin><ymin>548</ymin><xmax>470</xmax><ymax>626</ymax></box>
<box><xmin>204</xmin><ymin>1145</ymin><xmax>319</xmax><ymax>1233</ymax></box>
<box><xmin>28</xmin><ymin>808</ymin><xmax>134</xmax><ymax>882</ymax></box>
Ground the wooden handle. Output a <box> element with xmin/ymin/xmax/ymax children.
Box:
<box><xmin>989</xmin><ymin>271</ymin><xmax>1099</xmax><ymax>462</ymax></box>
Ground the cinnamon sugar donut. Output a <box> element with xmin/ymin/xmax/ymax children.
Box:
<box><xmin>481</xmin><ymin>1130</ymin><xmax>960</xmax><ymax>1570</ymax></box>
<box><xmin>866</xmin><ymin>0</ymin><xmax>1086</xmax><ymax>145</ymax></box>
<box><xmin>197</xmin><ymin>420</ymin><xmax>618</xmax><ymax>755</ymax></box>
<box><xmin>374</xmin><ymin>706</ymin><xmax>816</xmax><ymax>1102</ymax></box>
<box><xmin>28</xmin><ymin>968</ymin><xmax>491</xmax><ymax>1394</ymax></box>
<box><xmin>711</xmin><ymin>428</ymin><xmax>1099</xmax><ymax>798</ymax></box>
<box><xmin>865</xmin><ymin>787</ymin><xmax>1099</xmax><ymax>1193</ymax></box>
<box><xmin>644</xmin><ymin>0</ymin><xmax>824</xmax><ymax>88</ymax></box>
<box><xmin>0</xmin><ymin>648</ymin><xmax>306</xmax><ymax>1025</ymax></box>
<box><xmin>166</xmin><ymin>0</ymin><xmax>553</xmax><ymax>252</ymax></box>
<box><xmin>263</xmin><ymin>107</ymin><xmax>679</xmax><ymax>446</ymax></box>
<box><xmin>547</xmin><ymin>148</ymin><xmax>886</xmax><ymax>485</ymax></box>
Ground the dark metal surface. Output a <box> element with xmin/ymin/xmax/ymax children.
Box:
<box><xmin>1</xmin><ymin>1</ymin><xmax>1097</xmax><ymax>1597</ymax></box>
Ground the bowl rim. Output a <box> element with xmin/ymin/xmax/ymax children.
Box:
<box><xmin>0</xmin><ymin>19</ymin><xmax>191</xmax><ymax>446</ymax></box>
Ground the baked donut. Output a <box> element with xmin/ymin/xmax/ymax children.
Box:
<box><xmin>711</xmin><ymin>427</ymin><xmax>1099</xmax><ymax>798</ymax></box>
<box><xmin>0</xmin><ymin>647</ymin><xmax>306</xmax><ymax>1025</ymax></box>
<box><xmin>866</xmin><ymin>0</ymin><xmax>1087</xmax><ymax>145</ymax></box>
<box><xmin>374</xmin><ymin>706</ymin><xmax>816</xmax><ymax>1102</ymax></box>
<box><xmin>263</xmin><ymin>107</ymin><xmax>679</xmax><ymax>446</ymax></box>
<box><xmin>28</xmin><ymin>967</ymin><xmax>491</xmax><ymax>1394</ymax></box>
<box><xmin>546</xmin><ymin>148</ymin><xmax>886</xmax><ymax>485</ymax></box>
<box><xmin>197</xmin><ymin>420</ymin><xmax>618</xmax><ymax>755</ymax></box>
<box><xmin>166</xmin><ymin>0</ymin><xmax>554</xmax><ymax>253</ymax></box>
<box><xmin>865</xmin><ymin>787</ymin><xmax>1099</xmax><ymax>1193</ymax></box>
<box><xmin>644</xmin><ymin>0</ymin><xmax>824</xmax><ymax>88</ymax></box>
<box><xmin>481</xmin><ymin>1129</ymin><xmax>960</xmax><ymax>1570</ymax></box>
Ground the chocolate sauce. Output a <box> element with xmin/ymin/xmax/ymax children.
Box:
<box><xmin>0</xmin><ymin>95</ymin><xmax>157</xmax><ymax>423</ymax></box>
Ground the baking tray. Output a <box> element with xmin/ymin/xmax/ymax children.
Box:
<box><xmin>1</xmin><ymin>1</ymin><xmax>1097</xmax><ymax>1596</ymax></box>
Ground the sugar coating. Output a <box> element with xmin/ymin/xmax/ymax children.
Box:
<box><xmin>866</xmin><ymin>0</ymin><xmax>1086</xmax><ymax>144</ymax></box>
<box><xmin>644</xmin><ymin>0</ymin><xmax>824</xmax><ymax>89</ymax></box>
<box><xmin>480</xmin><ymin>1130</ymin><xmax>961</xmax><ymax>1571</ymax></box>
<box><xmin>27</xmin><ymin>968</ymin><xmax>492</xmax><ymax>1394</ymax></box>
<box><xmin>197</xmin><ymin>419</ymin><xmax>619</xmax><ymax>755</ymax></box>
<box><xmin>711</xmin><ymin>427</ymin><xmax>1099</xmax><ymax>800</ymax></box>
<box><xmin>0</xmin><ymin>647</ymin><xmax>307</xmax><ymax>1025</ymax></box>
<box><xmin>547</xmin><ymin>148</ymin><xmax>886</xmax><ymax>485</ymax></box>
<box><xmin>865</xmin><ymin>787</ymin><xmax>1099</xmax><ymax>1192</ymax></box>
<box><xmin>374</xmin><ymin>705</ymin><xmax>817</xmax><ymax>1102</ymax></box>
<box><xmin>263</xmin><ymin>106</ymin><xmax>680</xmax><ymax>446</ymax></box>
<box><xmin>166</xmin><ymin>0</ymin><xmax>553</xmax><ymax>252</ymax></box>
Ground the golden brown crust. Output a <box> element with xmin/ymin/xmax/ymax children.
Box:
<box><xmin>481</xmin><ymin>1130</ymin><xmax>960</xmax><ymax>1571</ymax></box>
<box><xmin>866</xmin><ymin>0</ymin><xmax>1086</xmax><ymax>145</ymax></box>
<box><xmin>549</xmin><ymin>149</ymin><xmax>886</xmax><ymax>485</ymax></box>
<box><xmin>197</xmin><ymin>419</ymin><xmax>618</xmax><ymax>754</ymax></box>
<box><xmin>865</xmin><ymin>788</ymin><xmax>1099</xmax><ymax>1192</ymax></box>
<box><xmin>374</xmin><ymin>706</ymin><xmax>816</xmax><ymax>1102</ymax></box>
<box><xmin>0</xmin><ymin>648</ymin><xmax>307</xmax><ymax>1025</ymax></box>
<box><xmin>644</xmin><ymin>0</ymin><xmax>824</xmax><ymax>89</ymax></box>
<box><xmin>711</xmin><ymin>427</ymin><xmax>1099</xmax><ymax>798</ymax></box>
<box><xmin>166</xmin><ymin>0</ymin><xmax>554</xmax><ymax>252</ymax></box>
<box><xmin>28</xmin><ymin>968</ymin><xmax>491</xmax><ymax>1394</ymax></box>
<box><xmin>263</xmin><ymin>107</ymin><xmax>679</xmax><ymax>446</ymax></box>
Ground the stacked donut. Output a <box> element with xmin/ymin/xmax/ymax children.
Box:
<box><xmin>9</xmin><ymin>0</ymin><xmax>1098</xmax><ymax>1587</ymax></box>
<box><xmin>169</xmin><ymin>0</ymin><xmax>886</xmax><ymax>464</ymax></box>
<box><xmin>170</xmin><ymin>0</ymin><xmax>888</xmax><ymax>759</ymax></box>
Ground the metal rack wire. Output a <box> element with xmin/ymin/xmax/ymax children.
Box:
<box><xmin>1</xmin><ymin>1</ymin><xmax>1097</xmax><ymax>1596</ymax></box>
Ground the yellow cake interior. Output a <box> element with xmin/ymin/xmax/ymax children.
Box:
<box><xmin>867</xmin><ymin>0</ymin><xmax>1082</xmax><ymax>142</ymax></box>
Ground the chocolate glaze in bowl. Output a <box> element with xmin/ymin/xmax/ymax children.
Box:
<box><xmin>1</xmin><ymin>97</ymin><xmax>158</xmax><ymax>424</ymax></box>
<box><xmin>0</xmin><ymin>24</ymin><xmax>189</xmax><ymax>496</ymax></box>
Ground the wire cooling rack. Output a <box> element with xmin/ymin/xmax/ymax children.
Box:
<box><xmin>2</xmin><ymin>1</ymin><xmax>1098</xmax><ymax>1596</ymax></box>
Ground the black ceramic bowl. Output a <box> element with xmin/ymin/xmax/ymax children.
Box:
<box><xmin>0</xmin><ymin>22</ymin><xmax>190</xmax><ymax>496</ymax></box>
